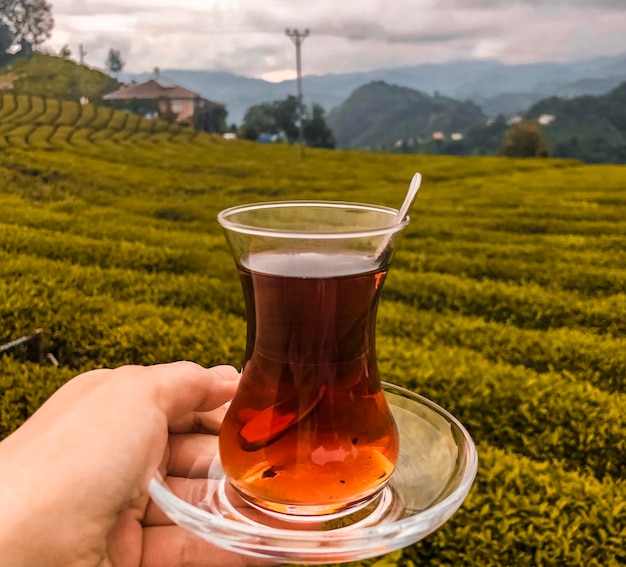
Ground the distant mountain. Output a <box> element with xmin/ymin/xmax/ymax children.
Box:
<box><xmin>471</xmin><ymin>92</ymin><xmax>546</xmax><ymax>117</ymax></box>
<box><xmin>471</xmin><ymin>75</ymin><xmax>626</xmax><ymax>116</ymax></box>
<box><xmin>326</xmin><ymin>81</ymin><xmax>487</xmax><ymax>149</ymax></box>
<box><xmin>324</xmin><ymin>75</ymin><xmax>626</xmax><ymax>163</ymax></box>
<box><xmin>122</xmin><ymin>53</ymin><xmax>626</xmax><ymax>124</ymax></box>
<box><xmin>556</xmin><ymin>76</ymin><xmax>626</xmax><ymax>98</ymax></box>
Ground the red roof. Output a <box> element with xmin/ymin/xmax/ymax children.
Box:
<box><xmin>103</xmin><ymin>79</ymin><xmax>224</xmax><ymax>107</ymax></box>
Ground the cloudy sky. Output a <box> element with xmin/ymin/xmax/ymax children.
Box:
<box><xmin>47</xmin><ymin>1</ymin><xmax>626</xmax><ymax>81</ymax></box>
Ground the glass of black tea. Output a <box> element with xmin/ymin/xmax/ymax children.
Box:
<box><xmin>217</xmin><ymin>201</ymin><xmax>409</xmax><ymax>516</ymax></box>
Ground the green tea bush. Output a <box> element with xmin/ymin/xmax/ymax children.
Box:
<box><xmin>74</xmin><ymin>102</ymin><xmax>96</xmax><ymax>128</ymax></box>
<box><xmin>403</xmin><ymin>445</ymin><xmax>625</xmax><ymax>567</ymax></box>
<box><xmin>38</xmin><ymin>98</ymin><xmax>62</xmax><ymax>124</ymax></box>
<box><xmin>49</xmin><ymin>125</ymin><xmax>74</xmax><ymax>147</ymax></box>
<box><xmin>27</xmin><ymin>124</ymin><xmax>55</xmax><ymax>149</ymax></box>
<box><xmin>123</xmin><ymin>112</ymin><xmax>141</xmax><ymax>132</ymax></box>
<box><xmin>15</xmin><ymin>95</ymin><xmax>45</xmax><ymax>124</ymax></box>
<box><xmin>0</xmin><ymin>222</ymin><xmax>223</xmax><ymax>275</ymax></box>
<box><xmin>378</xmin><ymin>338</ymin><xmax>626</xmax><ymax>478</ymax></box>
<box><xmin>396</xmin><ymin>242</ymin><xmax>626</xmax><ymax>297</ymax></box>
<box><xmin>56</xmin><ymin>100</ymin><xmax>81</xmax><ymax>126</ymax></box>
<box><xmin>378</xmin><ymin>303</ymin><xmax>626</xmax><ymax>392</ymax></box>
<box><xmin>5</xmin><ymin>94</ymin><xmax>32</xmax><ymax>123</ymax></box>
<box><xmin>0</xmin><ymin>92</ymin><xmax>17</xmax><ymax>119</ymax></box>
<box><xmin>90</xmin><ymin>106</ymin><xmax>114</xmax><ymax>129</ymax></box>
<box><xmin>6</xmin><ymin>124</ymin><xmax>36</xmax><ymax>149</ymax></box>
<box><xmin>68</xmin><ymin>127</ymin><xmax>92</xmax><ymax>146</ymax></box>
<box><xmin>107</xmin><ymin>109</ymin><xmax>129</xmax><ymax>130</ymax></box>
<box><xmin>0</xmin><ymin>274</ymin><xmax>246</xmax><ymax>369</ymax></box>
<box><xmin>385</xmin><ymin>270</ymin><xmax>626</xmax><ymax>335</ymax></box>
<box><xmin>0</xmin><ymin>359</ymin><xmax>75</xmax><ymax>437</ymax></box>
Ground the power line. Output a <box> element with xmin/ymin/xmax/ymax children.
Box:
<box><xmin>285</xmin><ymin>28</ymin><xmax>309</xmax><ymax>158</ymax></box>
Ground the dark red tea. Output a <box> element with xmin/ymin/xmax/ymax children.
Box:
<box><xmin>219</xmin><ymin>252</ymin><xmax>399</xmax><ymax>515</ymax></box>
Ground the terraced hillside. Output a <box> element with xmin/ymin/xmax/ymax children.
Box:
<box><xmin>0</xmin><ymin>95</ymin><xmax>625</xmax><ymax>566</ymax></box>
<box><xmin>0</xmin><ymin>93</ymin><xmax>202</xmax><ymax>149</ymax></box>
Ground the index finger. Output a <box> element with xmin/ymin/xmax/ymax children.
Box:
<box><xmin>147</xmin><ymin>362</ymin><xmax>240</xmax><ymax>421</ymax></box>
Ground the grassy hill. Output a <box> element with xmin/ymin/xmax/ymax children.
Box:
<box><xmin>0</xmin><ymin>109</ymin><xmax>625</xmax><ymax>566</ymax></box>
<box><xmin>0</xmin><ymin>92</ymin><xmax>199</xmax><ymax>147</ymax></box>
<box><xmin>0</xmin><ymin>53</ymin><xmax>119</xmax><ymax>103</ymax></box>
<box><xmin>327</xmin><ymin>81</ymin><xmax>486</xmax><ymax>149</ymax></box>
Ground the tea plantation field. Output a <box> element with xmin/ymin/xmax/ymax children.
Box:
<box><xmin>0</xmin><ymin>94</ymin><xmax>625</xmax><ymax>566</ymax></box>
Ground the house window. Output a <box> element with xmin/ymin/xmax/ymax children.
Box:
<box><xmin>171</xmin><ymin>101</ymin><xmax>183</xmax><ymax>113</ymax></box>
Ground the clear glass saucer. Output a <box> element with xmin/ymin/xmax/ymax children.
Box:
<box><xmin>149</xmin><ymin>382</ymin><xmax>478</xmax><ymax>564</ymax></box>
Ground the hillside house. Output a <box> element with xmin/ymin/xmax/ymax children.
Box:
<box><xmin>102</xmin><ymin>77</ymin><xmax>226</xmax><ymax>132</ymax></box>
<box><xmin>538</xmin><ymin>113</ymin><xmax>556</xmax><ymax>125</ymax></box>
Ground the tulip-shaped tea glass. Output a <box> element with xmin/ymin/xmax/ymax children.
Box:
<box><xmin>217</xmin><ymin>201</ymin><xmax>408</xmax><ymax>516</ymax></box>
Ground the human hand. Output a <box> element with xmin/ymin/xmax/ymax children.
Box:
<box><xmin>0</xmin><ymin>361</ymin><xmax>268</xmax><ymax>566</ymax></box>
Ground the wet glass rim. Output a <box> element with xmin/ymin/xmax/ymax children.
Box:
<box><xmin>217</xmin><ymin>200</ymin><xmax>410</xmax><ymax>239</ymax></box>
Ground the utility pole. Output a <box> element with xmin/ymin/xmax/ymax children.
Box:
<box><xmin>79</xmin><ymin>44</ymin><xmax>87</xmax><ymax>65</ymax></box>
<box><xmin>285</xmin><ymin>28</ymin><xmax>309</xmax><ymax>158</ymax></box>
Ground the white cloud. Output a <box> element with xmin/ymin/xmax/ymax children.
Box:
<box><xmin>46</xmin><ymin>1</ymin><xmax>626</xmax><ymax>76</ymax></box>
<box><xmin>472</xmin><ymin>39</ymin><xmax>505</xmax><ymax>60</ymax></box>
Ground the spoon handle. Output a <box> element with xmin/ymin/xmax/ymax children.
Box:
<box><xmin>374</xmin><ymin>172</ymin><xmax>421</xmax><ymax>260</ymax></box>
<box><xmin>394</xmin><ymin>172</ymin><xmax>422</xmax><ymax>224</ymax></box>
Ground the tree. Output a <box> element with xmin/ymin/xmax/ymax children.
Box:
<box><xmin>105</xmin><ymin>48</ymin><xmax>125</xmax><ymax>75</ymax></box>
<box><xmin>58</xmin><ymin>44</ymin><xmax>71</xmax><ymax>59</ymax></box>
<box><xmin>239</xmin><ymin>104</ymin><xmax>276</xmax><ymax>141</ymax></box>
<box><xmin>271</xmin><ymin>95</ymin><xmax>302</xmax><ymax>143</ymax></box>
<box><xmin>303</xmin><ymin>104</ymin><xmax>335</xmax><ymax>148</ymax></box>
<box><xmin>0</xmin><ymin>22</ymin><xmax>12</xmax><ymax>66</ymax></box>
<box><xmin>194</xmin><ymin>104</ymin><xmax>228</xmax><ymax>134</ymax></box>
<box><xmin>0</xmin><ymin>22</ymin><xmax>13</xmax><ymax>53</ymax></box>
<box><xmin>0</xmin><ymin>0</ymin><xmax>13</xmax><ymax>21</ymax></box>
<box><xmin>500</xmin><ymin>120</ymin><xmax>550</xmax><ymax>158</ymax></box>
<box><xmin>240</xmin><ymin>96</ymin><xmax>335</xmax><ymax>148</ymax></box>
<box><xmin>0</xmin><ymin>0</ymin><xmax>54</xmax><ymax>49</ymax></box>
